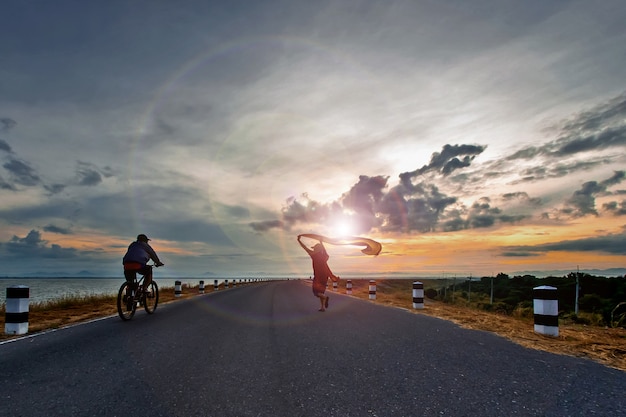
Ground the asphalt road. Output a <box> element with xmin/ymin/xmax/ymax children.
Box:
<box><xmin>1</xmin><ymin>280</ymin><xmax>625</xmax><ymax>417</ymax></box>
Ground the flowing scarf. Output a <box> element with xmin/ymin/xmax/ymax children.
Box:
<box><xmin>299</xmin><ymin>233</ymin><xmax>382</xmax><ymax>256</ymax></box>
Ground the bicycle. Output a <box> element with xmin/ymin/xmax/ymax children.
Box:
<box><xmin>117</xmin><ymin>264</ymin><xmax>160</xmax><ymax>321</ymax></box>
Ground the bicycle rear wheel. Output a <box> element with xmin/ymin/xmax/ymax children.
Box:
<box><xmin>143</xmin><ymin>281</ymin><xmax>159</xmax><ymax>314</ymax></box>
<box><xmin>117</xmin><ymin>281</ymin><xmax>137</xmax><ymax>321</ymax></box>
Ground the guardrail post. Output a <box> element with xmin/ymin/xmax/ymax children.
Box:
<box><xmin>346</xmin><ymin>279</ymin><xmax>353</xmax><ymax>295</ymax></box>
<box><xmin>199</xmin><ymin>280</ymin><xmax>205</xmax><ymax>294</ymax></box>
<box><xmin>5</xmin><ymin>285</ymin><xmax>29</xmax><ymax>335</ymax></box>
<box><xmin>412</xmin><ymin>281</ymin><xmax>424</xmax><ymax>309</ymax></box>
<box><xmin>175</xmin><ymin>280</ymin><xmax>182</xmax><ymax>297</ymax></box>
<box><xmin>533</xmin><ymin>286</ymin><xmax>558</xmax><ymax>337</ymax></box>
<box><xmin>369</xmin><ymin>280</ymin><xmax>376</xmax><ymax>300</ymax></box>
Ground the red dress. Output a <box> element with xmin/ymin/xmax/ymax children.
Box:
<box><xmin>311</xmin><ymin>250</ymin><xmax>331</xmax><ymax>296</ymax></box>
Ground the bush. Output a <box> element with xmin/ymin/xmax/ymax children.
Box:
<box><xmin>424</xmin><ymin>288</ymin><xmax>438</xmax><ymax>299</ymax></box>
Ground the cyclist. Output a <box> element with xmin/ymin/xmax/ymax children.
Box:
<box><xmin>122</xmin><ymin>234</ymin><xmax>164</xmax><ymax>292</ymax></box>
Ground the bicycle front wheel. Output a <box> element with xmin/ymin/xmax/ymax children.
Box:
<box><xmin>117</xmin><ymin>281</ymin><xmax>137</xmax><ymax>321</ymax></box>
<box><xmin>143</xmin><ymin>281</ymin><xmax>159</xmax><ymax>314</ymax></box>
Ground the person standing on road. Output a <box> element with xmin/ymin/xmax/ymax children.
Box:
<box><xmin>297</xmin><ymin>235</ymin><xmax>339</xmax><ymax>311</ymax></box>
<box><xmin>123</xmin><ymin>234</ymin><xmax>164</xmax><ymax>292</ymax></box>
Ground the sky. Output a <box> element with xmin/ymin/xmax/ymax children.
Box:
<box><xmin>1</xmin><ymin>0</ymin><xmax>626</xmax><ymax>278</ymax></box>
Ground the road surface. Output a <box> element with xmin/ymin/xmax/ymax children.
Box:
<box><xmin>1</xmin><ymin>280</ymin><xmax>624</xmax><ymax>416</ymax></box>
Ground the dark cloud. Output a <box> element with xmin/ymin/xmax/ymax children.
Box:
<box><xmin>555</xmin><ymin>126</ymin><xmax>626</xmax><ymax>156</ymax></box>
<box><xmin>1</xmin><ymin>229</ymin><xmax>78</xmax><ymax>259</ymax></box>
<box><xmin>249</xmin><ymin>220</ymin><xmax>284</xmax><ymax>232</ymax></box>
<box><xmin>74</xmin><ymin>161</ymin><xmax>117</xmax><ymax>186</ymax></box>
<box><xmin>340</xmin><ymin>175</ymin><xmax>388</xmax><ymax>232</ymax></box>
<box><xmin>0</xmin><ymin>174</ymin><xmax>17</xmax><ymax>190</ymax></box>
<box><xmin>0</xmin><ymin>118</ymin><xmax>17</xmax><ymax>131</ymax></box>
<box><xmin>503</xmin><ymin>232</ymin><xmax>626</xmax><ymax>256</ymax></box>
<box><xmin>562</xmin><ymin>170</ymin><xmax>626</xmax><ymax>217</ymax></box>
<box><xmin>467</xmin><ymin>197</ymin><xmax>500</xmax><ymax>228</ymax></box>
<box><xmin>560</xmin><ymin>93</ymin><xmax>626</xmax><ymax>135</ymax></box>
<box><xmin>2</xmin><ymin>158</ymin><xmax>40</xmax><ymax>186</ymax></box>
<box><xmin>380</xmin><ymin>182</ymin><xmax>458</xmax><ymax>233</ymax></box>
<box><xmin>0</xmin><ymin>139</ymin><xmax>12</xmax><ymax>153</ymax></box>
<box><xmin>501</xmin><ymin>192</ymin><xmax>541</xmax><ymax>206</ymax></box>
<box><xmin>44</xmin><ymin>183</ymin><xmax>66</xmax><ymax>194</ymax></box>
<box><xmin>76</xmin><ymin>166</ymin><xmax>102</xmax><ymax>186</ymax></box>
<box><xmin>400</xmin><ymin>144</ymin><xmax>486</xmax><ymax>181</ymax></box>
<box><xmin>603</xmin><ymin>200</ymin><xmax>626</xmax><ymax>216</ymax></box>
<box><xmin>501</xmin><ymin>251</ymin><xmax>539</xmax><ymax>257</ymax></box>
<box><xmin>509</xmin><ymin>93</ymin><xmax>626</xmax><ymax>162</ymax></box>
<box><xmin>43</xmin><ymin>224</ymin><xmax>73</xmax><ymax>234</ymax></box>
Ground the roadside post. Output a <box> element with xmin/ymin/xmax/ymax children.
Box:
<box><xmin>5</xmin><ymin>285</ymin><xmax>29</xmax><ymax>335</ymax></box>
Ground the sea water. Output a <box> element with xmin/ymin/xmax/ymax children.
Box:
<box><xmin>0</xmin><ymin>278</ymin><xmax>239</xmax><ymax>305</ymax></box>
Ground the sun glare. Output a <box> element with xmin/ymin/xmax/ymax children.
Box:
<box><xmin>332</xmin><ymin>217</ymin><xmax>355</xmax><ymax>238</ymax></box>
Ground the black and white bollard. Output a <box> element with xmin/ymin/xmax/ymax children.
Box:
<box><xmin>412</xmin><ymin>281</ymin><xmax>424</xmax><ymax>309</ymax></box>
<box><xmin>199</xmin><ymin>280</ymin><xmax>205</xmax><ymax>294</ymax></box>
<box><xmin>332</xmin><ymin>281</ymin><xmax>338</xmax><ymax>292</ymax></box>
<box><xmin>369</xmin><ymin>280</ymin><xmax>376</xmax><ymax>300</ymax></box>
<box><xmin>533</xmin><ymin>285</ymin><xmax>558</xmax><ymax>337</ymax></box>
<box><xmin>5</xmin><ymin>285</ymin><xmax>29</xmax><ymax>335</ymax></box>
<box><xmin>225</xmin><ymin>279</ymin><xmax>229</xmax><ymax>288</ymax></box>
<box><xmin>214</xmin><ymin>279</ymin><xmax>219</xmax><ymax>291</ymax></box>
<box><xmin>346</xmin><ymin>279</ymin><xmax>353</xmax><ymax>295</ymax></box>
<box><xmin>175</xmin><ymin>280</ymin><xmax>182</xmax><ymax>297</ymax></box>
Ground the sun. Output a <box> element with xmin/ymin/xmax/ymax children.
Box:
<box><xmin>331</xmin><ymin>217</ymin><xmax>355</xmax><ymax>238</ymax></box>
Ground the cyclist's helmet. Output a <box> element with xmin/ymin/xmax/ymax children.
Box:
<box><xmin>137</xmin><ymin>234</ymin><xmax>150</xmax><ymax>242</ymax></box>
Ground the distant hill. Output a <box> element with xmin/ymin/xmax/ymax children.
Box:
<box><xmin>512</xmin><ymin>268</ymin><xmax>626</xmax><ymax>278</ymax></box>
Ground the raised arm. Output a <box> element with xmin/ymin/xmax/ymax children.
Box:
<box><xmin>297</xmin><ymin>235</ymin><xmax>314</xmax><ymax>255</ymax></box>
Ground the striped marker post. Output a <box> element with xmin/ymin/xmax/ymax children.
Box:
<box><xmin>225</xmin><ymin>279</ymin><xmax>229</xmax><ymax>288</ymax></box>
<box><xmin>332</xmin><ymin>281</ymin><xmax>338</xmax><ymax>292</ymax></box>
<box><xmin>214</xmin><ymin>279</ymin><xmax>219</xmax><ymax>291</ymax></box>
<box><xmin>533</xmin><ymin>286</ymin><xmax>558</xmax><ymax>337</ymax></box>
<box><xmin>346</xmin><ymin>279</ymin><xmax>353</xmax><ymax>295</ymax></box>
<box><xmin>369</xmin><ymin>280</ymin><xmax>376</xmax><ymax>300</ymax></box>
<box><xmin>175</xmin><ymin>280</ymin><xmax>182</xmax><ymax>297</ymax></box>
<box><xmin>199</xmin><ymin>280</ymin><xmax>205</xmax><ymax>294</ymax></box>
<box><xmin>412</xmin><ymin>281</ymin><xmax>424</xmax><ymax>309</ymax></box>
<box><xmin>5</xmin><ymin>286</ymin><xmax>29</xmax><ymax>335</ymax></box>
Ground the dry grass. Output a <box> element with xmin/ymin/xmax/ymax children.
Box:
<box><xmin>2</xmin><ymin>279</ymin><xmax>625</xmax><ymax>372</ymax></box>
<box><xmin>343</xmin><ymin>279</ymin><xmax>626</xmax><ymax>372</ymax></box>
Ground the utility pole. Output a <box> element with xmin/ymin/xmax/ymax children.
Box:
<box><xmin>575</xmin><ymin>265</ymin><xmax>580</xmax><ymax>315</ymax></box>
<box><xmin>452</xmin><ymin>275</ymin><xmax>456</xmax><ymax>303</ymax></box>
<box><xmin>442</xmin><ymin>271</ymin><xmax>447</xmax><ymax>299</ymax></box>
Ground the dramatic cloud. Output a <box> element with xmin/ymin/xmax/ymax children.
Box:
<box><xmin>503</xmin><ymin>232</ymin><xmax>626</xmax><ymax>256</ymax></box>
<box><xmin>2</xmin><ymin>158</ymin><xmax>40</xmax><ymax>187</ymax></box>
<box><xmin>276</xmin><ymin>145</ymin><xmax>530</xmax><ymax>235</ymax></box>
<box><xmin>562</xmin><ymin>171</ymin><xmax>626</xmax><ymax>217</ymax></box>
<box><xmin>2</xmin><ymin>1</ymin><xmax>626</xmax><ymax>276</ymax></box>
<box><xmin>1</xmin><ymin>230</ymin><xmax>78</xmax><ymax>259</ymax></box>
<box><xmin>400</xmin><ymin>144</ymin><xmax>486</xmax><ymax>182</ymax></box>
<box><xmin>510</xmin><ymin>94</ymin><xmax>626</xmax><ymax>161</ymax></box>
